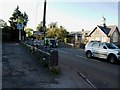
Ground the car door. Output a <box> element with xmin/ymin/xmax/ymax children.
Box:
<box><xmin>99</xmin><ymin>43</ymin><xmax>108</xmax><ymax>59</ymax></box>
<box><xmin>92</xmin><ymin>42</ymin><xmax>100</xmax><ymax>57</ymax></box>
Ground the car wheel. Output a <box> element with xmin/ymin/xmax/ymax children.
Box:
<box><xmin>108</xmin><ymin>55</ymin><xmax>116</xmax><ymax>63</ymax></box>
<box><xmin>86</xmin><ymin>51</ymin><xmax>92</xmax><ymax>58</ymax></box>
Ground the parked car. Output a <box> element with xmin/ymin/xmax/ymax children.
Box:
<box><xmin>49</xmin><ymin>39</ymin><xmax>58</xmax><ymax>48</ymax></box>
<box><xmin>85</xmin><ymin>41</ymin><xmax>120</xmax><ymax>63</ymax></box>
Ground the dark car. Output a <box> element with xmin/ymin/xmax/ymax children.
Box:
<box><xmin>49</xmin><ymin>39</ymin><xmax>58</xmax><ymax>48</ymax></box>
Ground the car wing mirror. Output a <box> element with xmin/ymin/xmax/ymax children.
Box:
<box><xmin>103</xmin><ymin>46</ymin><xmax>107</xmax><ymax>49</ymax></box>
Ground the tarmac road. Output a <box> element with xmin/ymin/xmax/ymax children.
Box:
<box><xmin>57</xmin><ymin>47</ymin><xmax>120</xmax><ymax>88</ymax></box>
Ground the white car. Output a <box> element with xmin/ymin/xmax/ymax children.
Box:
<box><xmin>85</xmin><ymin>41</ymin><xmax>120</xmax><ymax>63</ymax></box>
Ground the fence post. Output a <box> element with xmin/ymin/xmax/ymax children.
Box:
<box><xmin>49</xmin><ymin>50</ymin><xmax>58</xmax><ymax>69</ymax></box>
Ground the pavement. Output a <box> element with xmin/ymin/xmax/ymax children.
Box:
<box><xmin>2</xmin><ymin>43</ymin><xmax>92</xmax><ymax>88</ymax></box>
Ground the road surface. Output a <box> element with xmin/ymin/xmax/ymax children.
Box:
<box><xmin>57</xmin><ymin>47</ymin><xmax>120</xmax><ymax>88</ymax></box>
<box><xmin>2</xmin><ymin>43</ymin><xmax>120</xmax><ymax>89</ymax></box>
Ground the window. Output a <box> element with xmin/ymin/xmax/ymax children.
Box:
<box><xmin>101</xmin><ymin>37</ymin><xmax>106</xmax><ymax>42</ymax></box>
<box><xmin>95</xmin><ymin>37</ymin><xmax>100</xmax><ymax>41</ymax></box>
<box><xmin>112</xmin><ymin>31</ymin><xmax>118</xmax><ymax>42</ymax></box>
<box><xmin>92</xmin><ymin>42</ymin><xmax>100</xmax><ymax>48</ymax></box>
<box><xmin>106</xmin><ymin>43</ymin><xmax>118</xmax><ymax>49</ymax></box>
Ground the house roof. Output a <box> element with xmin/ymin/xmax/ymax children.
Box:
<box><xmin>97</xmin><ymin>26</ymin><xmax>111</xmax><ymax>35</ymax></box>
<box><xmin>69</xmin><ymin>31</ymin><xmax>90</xmax><ymax>35</ymax></box>
<box><xmin>67</xmin><ymin>33</ymin><xmax>81</xmax><ymax>37</ymax></box>
<box><xmin>88</xmin><ymin>25</ymin><xmax>119</xmax><ymax>37</ymax></box>
<box><xmin>107</xmin><ymin>25</ymin><xmax>118</xmax><ymax>36</ymax></box>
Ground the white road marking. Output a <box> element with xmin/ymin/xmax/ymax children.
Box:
<box><xmin>76</xmin><ymin>55</ymin><xmax>87</xmax><ymax>59</ymax></box>
<box><xmin>78</xmin><ymin>49</ymin><xmax>84</xmax><ymax>51</ymax></box>
<box><xmin>77</xmin><ymin>72</ymin><xmax>97</xmax><ymax>89</ymax></box>
<box><xmin>91</xmin><ymin>59</ymin><xmax>101</xmax><ymax>62</ymax></box>
<box><xmin>57</xmin><ymin>50</ymin><xmax>68</xmax><ymax>54</ymax></box>
<box><xmin>76</xmin><ymin>55</ymin><xmax>101</xmax><ymax>62</ymax></box>
<box><xmin>58</xmin><ymin>49</ymin><xmax>101</xmax><ymax>63</ymax></box>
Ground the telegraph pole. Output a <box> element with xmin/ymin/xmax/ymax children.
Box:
<box><xmin>43</xmin><ymin>0</ymin><xmax>47</xmax><ymax>38</ymax></box>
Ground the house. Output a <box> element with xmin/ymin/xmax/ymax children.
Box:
<box><xmin>33</xmin><ymin>31</ymin><xmax>44</xmax><ymax>39</ymax></box>
<box><xmin>66</xmin><ymin>32</ymin><xmax>82</xmax><ymax>47</ymax></box>
<box><xmin>87</xmin><ymin>17</ymin><xmax>120</xmax><ymax>47</ymax></box>
<box><xmin>80</xmin><ymin>29</ymin><xmax>90</xmax><ymax>44</ymax></box>
<box><xmin>66</xmin><ymin>30</ymin><xmax>90</xmax><ymax>48</ymax></box>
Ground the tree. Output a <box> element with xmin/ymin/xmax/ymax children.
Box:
<box><xmin>8</xmin><ymin>6</ymin><xmax>29</xmax><ymax>41</ymax></box>
<box><xmin>58</xmin><ymin>26</ymin><xmax>69</xmax><ymax>40</ymax></box>
<box><xmin>25</xmin><ymin>28</ymin><xmax>33</xmax><ymax>37</ymax></box>
<box><xmin>46</xmin><ymin>22</ymin><xmax>69</xmax><ymax>41</ymax></box>
<box><xmin>23</xmin><ymin>12</ymin><xmax>28</xmax><ymax>27</ymax></box>
<box><xmin>46</xmin><ymin>28</ymin><xmax>58</xmax><ymax>38</ymax></box>
<box><xmin>48</xmin><ymin>22</ymin><xmax>57</xmax><ymax>28</ymax></box>
<box><xmin>2</xmin><ymin>26</ymin><xmax>19</xmax><ymax>41</ymax></box>
<box><xmin>9</xmin><ymin>6</ymin><xmax>28</xmax><ymax>29</ymax></box>
<box><xmin>36</xmin><ymin>21</ymin><xmax>44</xmax><ymax>32</ymax></box>
<box><xmin>47</xmin><ymin>22</ymin><xmax>58</xmax><ymax>38</ymax></box>
<box><xmin>9</xmin><ymin>6</ymin><xmax>22</xmax><ymax>29</ymax></box>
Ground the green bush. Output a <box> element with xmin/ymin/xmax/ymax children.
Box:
<box><xmin>50</xmin><ymin>66</ymin><xmax>60</xmax><ymax>75</ymax></box>
<box><xmin>2</xmin><ymin>26</ymin><xmax>19</xmax><ymax>42</ymax></box>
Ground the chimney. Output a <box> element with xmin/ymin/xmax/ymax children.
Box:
<box><xmin>102</xmin><ymin>16</ymin><xmax>106</xmax><ymax>27</ymax></box>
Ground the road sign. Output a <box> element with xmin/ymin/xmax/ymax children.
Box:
<box><xmin>17</xmin><ymin>23</ymin><xmax>23</xmax><ymax>30</ymax></box>
<box><xmin>17</xmin><ymin>16</ymin><xmax>23</xmax><ymax>23</ymax></box>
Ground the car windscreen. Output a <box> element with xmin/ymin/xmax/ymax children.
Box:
<box><xmin>106</xmin><ymin>43</ymin><xmax>118</xmax><ymax>49</ymax></box>
<box><xmin>50</xmin><ymin>40</ymin><xmax>56</xmax><ymax>44</ymax></box>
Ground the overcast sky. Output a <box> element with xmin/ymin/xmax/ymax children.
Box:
<box><xmin>0</xmin><ymin>0</ymin><xmax>119</xmax><ymax>32</ymax></box>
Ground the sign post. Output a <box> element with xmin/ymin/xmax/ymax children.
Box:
<box><xmin>17</xmin><ymin>17</ymin><xmax>23</xmax><ymax>41</ymax></box>
<box><xmin>17</xmin><ymin>23</ymin><xmax>23</xmax><ymax>41</ymax></box>
<box><xmin>19</xmin><ymin>30</ymin><xmax>21</xmax><ymax>41</ymax></box>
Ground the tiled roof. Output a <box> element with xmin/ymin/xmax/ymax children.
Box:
<box><xmin>97</xmin><ymin>25</ymin><xmax>111</xmax><ymax>36</ymax></box>
<box><xmin>89</xmin><ymin>25</ymin><xmax>119</xmax><ymax>37</ymax></box>
<box><xmin>108</xmin><ymin>25</ymin><xmax>118</xmax><ymax>36</ymax></box>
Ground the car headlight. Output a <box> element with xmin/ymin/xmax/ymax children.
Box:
<box><xmin>118</xmin><ymin>52</ymin><xmax>120</xmax><ymax>55</ymax></box>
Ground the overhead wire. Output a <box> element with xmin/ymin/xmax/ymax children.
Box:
<box><xmin>35</xmin><ymin>0</ymin><xmax>39</xmax><ymax>30</ymax></box>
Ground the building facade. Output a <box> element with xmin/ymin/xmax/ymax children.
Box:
<box><xmin>87</xmin><ymin>17</ymin><xmax>120</xmax><ymax>47</ymax></box>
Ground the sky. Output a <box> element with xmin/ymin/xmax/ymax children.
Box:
<box><xmin>0</xmin><ymin>0</ymin><xmax>119</xmax><ymax>32</ymax></box>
